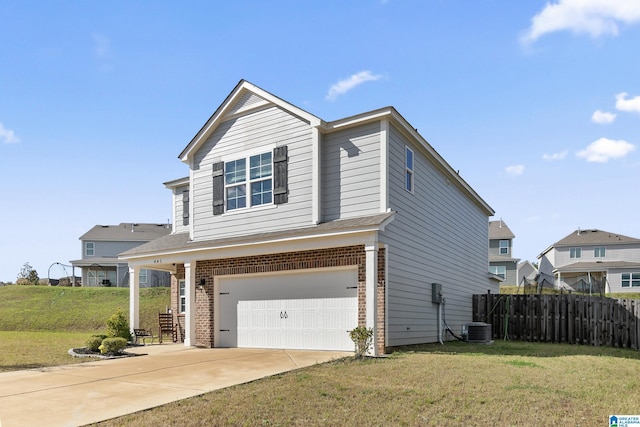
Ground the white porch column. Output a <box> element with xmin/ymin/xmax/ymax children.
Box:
<box><xmin>129</xmin><ymin>266</ymin><xmax>139</xmax><ymax>331</ymax></box>
<box><xmin>365</xmin><ymin>243</ymin><xmax>378</xmax><ymax>355</ymax></box>
<box><xmin>184</xmin><ymin>262</ymin><xmax>196</xmax><ymax>346</ymax></box>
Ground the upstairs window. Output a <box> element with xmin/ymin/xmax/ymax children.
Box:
<box><xmin>224</xmin><ymin>152</ymin><xmax>272</xmax><ymax>211</ymax></box>
<box><xmin>570</xmin><ymin>247</ymin><xmax>582</xmax><ymax>259</ymax></box>
<box><xmin>405</xmin><ymin>146</ymin><xmax>414</xmax><ymax>193</ymax></box>
<box><xmin>594</xmin><ymin>246</ymin><xmax>606</xmax><ymax>258</ymax></box>
<box><xmin>213</xmin><ymin>147</ymin><xmax>287</xmax><ymax>215</ymax></box>
<box><xmin>499</xmin><ymin>240</ymin><xmax>509</xmax><ymax>255</ymax></box>
<box><xmin>85</xmin><ymin>242</ymin><xmax>95</xmax><ymax>257</ymax></box>
<box><xmin>622</xmin><ymin>273</ymin><xmax>640</xmax><ymax>287</ymax></box>
<box><xmin>182</xmin><ymin>190</ymin><xmax>189</xmax><ymax>226</ymax></box>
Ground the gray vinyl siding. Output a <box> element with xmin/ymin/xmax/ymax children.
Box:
<box><xmin>84</xmin><ymin>241</ymin><xmax>144</xmax><ymax>259</ymax></box>
<box><xmin>321</xmin><ymin>122</ymin><xmax>381</xmax><ymax>221</ymax></box>
<box><xmin>191</xmin><ymin>105</ymin><xmax>313</xmax><ymax>241</ymax></box>
<box><xmin>380</xmin><ymin>124</ymin><xmax>495</xmax><ymax>347</ymax></box>
<box><xmin>489</xmin><ymin>238</ymin><xmax>512</xmax><ymax>257</ymax></box>
<box><xmin>554</xmin><ymin>243</ymin><xmax>640</xmax><ymax>268</ymax></box>
<box><xmin>174</xmin><ymin>184</ymin><xmax>189</xmax><ymax>234</ymax></box>
<box><xmin>490</xmin><ymin>261</ymin><xmax>517</xmax><ymax>286</ymax></box>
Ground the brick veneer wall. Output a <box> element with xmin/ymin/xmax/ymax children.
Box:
<box><xmin>171</xmin><ymin>245</ymin><xmax>386</xmax><ymax>354</ymax></box>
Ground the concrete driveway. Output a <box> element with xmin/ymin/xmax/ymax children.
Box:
<box><xmin>0</xmin><ymin>345</ymin><xmax>351</xmax><ymax>427</ymax></box>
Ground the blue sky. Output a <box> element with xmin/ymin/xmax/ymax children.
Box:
<box><xmin>1</xmin><ymin>0</ymin><xmax>639</xmax><ymax>282</ymax></box>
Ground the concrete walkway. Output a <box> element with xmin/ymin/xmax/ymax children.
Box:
<box><xmin>0</xmin><ymin>345</ymin><xmax>351</xmax><ymax>427</ymax></box>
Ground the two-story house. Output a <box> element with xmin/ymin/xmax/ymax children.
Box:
<box><xmin>537</xmin><ymin>228</ymin><xmax>640</xmax><ymax>294</ymax></box>
<box><xmin>120</xmin><ymin>80</ymin><xmax>496</xmax><ymax>355</ymax></box>
<box><xmin>70</xmin><ymin>223</ymin><xmax>171</xmax><ymax>287</ymax></box>
<box><xmin>488</xmin><ymin>220</ymin><xmax>519</xmax><ymax>286</ymax></box>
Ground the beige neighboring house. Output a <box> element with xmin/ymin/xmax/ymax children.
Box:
<box><xmin>489</xmin><ymin>220</ymin><xmax>520</xmax><ymax>286</ymax></box>
<box><xmin>71</xmin><ymin>223</ymin><xmax>172</xmax><ymax>287</ymax></box>
<box><xmin>537</xmin><ymin>228</ymin><xmax>640</xmax><ymax>294</ymax></box>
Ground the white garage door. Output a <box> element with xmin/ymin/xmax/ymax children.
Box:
<box><xmin>216</xmin><ymin>268</ymin><xmax>358</xmax><ymax>351</ymax></box>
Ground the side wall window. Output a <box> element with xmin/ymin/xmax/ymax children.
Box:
<box><xmin>405</xmin><ymin>146</ymin><xmax>414</xmax><ymax>193</ymax></box>
<box><xmin>85</xmin><ymin>242</ymin><xmax>95</xmax><ymax>257</ymax></box>
<box><xmin>179</xmin><ymin>280</ymin><xmax>186</xmax><ymax>313</ymax></box>
<box><xmin>182</xmin><ymin>190</ymin><xmax>189</xmax><ymax>226</ymax></box>
<box><xmin>499</xmin><ymin>240</ymin><xmax>509</xmax><ymax>255</ymax></box>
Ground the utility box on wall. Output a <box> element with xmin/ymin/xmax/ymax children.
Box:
<box><xmin>431</xmin><ymin>283</ymin><xmax>442</xmax><ymax>304</ymax></box>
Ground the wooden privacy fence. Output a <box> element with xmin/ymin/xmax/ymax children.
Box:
<box><xmin>472</xmin><ymin>293</ymin><xmax>640</xmax><ymax>350</ymax></box>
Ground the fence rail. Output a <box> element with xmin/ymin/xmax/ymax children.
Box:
<box><xmin>472</xmin><ymin>293</ymin><xmax>640</xmax><ymax>350</ymax></box>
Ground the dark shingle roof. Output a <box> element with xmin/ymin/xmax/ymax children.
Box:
<box><xmin>80</xmin><ymin>223</ymin><xmax>172</xmax><ymax>242</ymax></box>
<box><xmin>489</xmin><ymin>220</ymin><xmax>515</xmax><ymax>240</ymax></box>
<box><xmin>555</xmin><ymin>260</ymin><xmax>640</xmax><ymax>272</ymax></box>
<box><xmin>554</xmin><ymin>229</ymin><xmax>640</xmax><ymax>246</ymax></box>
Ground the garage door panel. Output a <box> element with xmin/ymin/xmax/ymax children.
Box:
<box><xmin>219</xmin><ymin>268</ymin><xmax>358</xmax><ymax>351</ymax></box>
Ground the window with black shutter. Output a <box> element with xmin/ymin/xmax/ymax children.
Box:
<box><xmin>212</xmin><ymin>161</ymin><xmax>225</xmax><ymax>215</ymax></box>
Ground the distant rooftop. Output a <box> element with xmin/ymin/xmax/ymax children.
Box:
<box><xmin>489</xmin><ymin>220</ymin><xmax>515</xmax><ymax>240</ymax></box>
<box><xmin>554</xmin><ymin>229</ymin><xmax>640</xmax><ymax>247</ymax></box>
<box><xmin>79</xmin><ymin>223</ymin><xmax>172</xmax><ymax>242</ymax></box>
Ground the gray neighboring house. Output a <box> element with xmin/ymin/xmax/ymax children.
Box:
<box><xmin>71</xmin><ymin>223</ymin><xmax>172</xmax><ymax>287</ymax></box>
<box><xmin>488</xmin><ymin>220</ymin><xmax>520</xmax><ymax>286</ymax></box>
<box><xmin>538</xmin><ymin>228</ymin><xmax>640</xmax><ymax>294</ymax></box>
<box><xmin>120</xmin><ymin>80</ymin><xmax>496</xmax><ymax>355</ymax></box>
<box><xmin>517</xmin><ymin>260</ymin><xmax>538</xmax><ymax>286</ymax></box>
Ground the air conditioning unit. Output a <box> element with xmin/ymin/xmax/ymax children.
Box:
<box><xmin>463</xmin><ymin>322</ymin><xmax>492</xmax><ymax>343</ymax></box>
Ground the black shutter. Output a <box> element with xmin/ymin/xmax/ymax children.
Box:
<box><xmin>182</xmin><ymin>190</ymin><xmax>189</xmax><ymax>226</ymax></box>
<box><xmin>273</xmin><ymin>146</ymin><xmax>288</xmax><ymax>204</ymax></box>
<box><xmin>212</xmin><ymin>161</ymin><xmax>224</xmax><ymax>215</ymax></box>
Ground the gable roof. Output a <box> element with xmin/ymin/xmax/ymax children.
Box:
<box><xmin>80</xmin><ymin>223</ymin><xmax>172</xmax><ymax>242</ymax></box>
<box><xmin>489</xmin><ymin>220</ymin><xmax>515</xmax><ymax>240</ymax></box>
<box><xmin>177</xmin><ymin>80</ymin><xmax>494</xmax><ymax>217</ymax></box>
<box><xmin>179</xmin><ymin>80</ymin><xmax>323</xmax><ymax>162</ymax></box>
<box><xmin>554</xmin><ymin>229</ymin><xmax>640</xmax><ymax>247</ymax></box>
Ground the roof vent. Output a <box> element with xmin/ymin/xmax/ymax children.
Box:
<box><xmin>463</xmin><ymin>322</ymin><xmax>492</xmax><ymax>344</ymax></box>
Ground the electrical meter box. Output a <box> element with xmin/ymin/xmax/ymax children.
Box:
<box><xmin>431</xmin><ymin>283</ymin><xmax>442</xmax><ymax>304</ymax></box>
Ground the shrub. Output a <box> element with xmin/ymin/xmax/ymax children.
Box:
<box><xmin>98</xmin><ymin>337</ymin><xmax>128</xmax><ymax>355</ymax></box>
<box><xmin>106</xmin><ymin>308</ymin><xmax>132</xmax><ymax>341</ymax></box>
<box><xmin>349</xmin><ymin>326</ymin><xmax>373</xmax><ymax>358</ymax></box>
<box><xmin>85</xmin><ymin>334</ymin><xmax>107</xmax><ymax>352</ymax></box>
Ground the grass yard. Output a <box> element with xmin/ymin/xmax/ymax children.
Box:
<box><xmin>91</xmin><ymin>340</ymin><xmax>640</xmax><ymax>427</ymax></box>
<box><xmin>0</xmin><ymin>285</ymin><xmax>170</xmax><ymax>372</ymax></box>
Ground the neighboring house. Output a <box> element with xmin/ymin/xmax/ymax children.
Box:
<box><xmin>120</xmin><ymin>80</ymin><xmax>496</xmax><ymax>355</ymax></box>
<box><xmin>71</xmin><ymin>223</ymin><xmax>172</xmax><ymax>288</ymax></box>
<box><xmin>537</xmin><ymin>228</ymin><xmax>640</xmax><ymax>294</ymax></box>
<box><xmin>488</xmin><ymin>220</ymin><xmax>520</xmax><ymax>286</ymax></box>
<box><xmin>517</xmin><ymin>260</ymin><xmax>537</xmax><ymax>286</ymax></box>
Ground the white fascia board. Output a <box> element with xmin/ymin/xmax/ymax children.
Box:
<box><xmin>380</xmin><ymin>119</ymin><xmax>389</xmax><ymax>213</ymax></box>
<box><xmin>163</xmin><ymin>176</ymin><xmax>189</xmax><ymax>189</ymax></box>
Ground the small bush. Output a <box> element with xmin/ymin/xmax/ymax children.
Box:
<box><xmin>98</xmin><ymin>337</ymin><xmax>128</xmax><ymax>355</ymax></box>
<box><xmin>106</xmin><ymin>308</ymin><xmax>132</xmax><ymax>341</ymax></box>
<box><xmin>349</xmin><ymin>326</ymin><xmax>373</xmax><ymax>358</ymax></box>
<box><xmin>85</xmin><ymin>335</ymin><xmax>107</xmax><ymax>352</ymax></box>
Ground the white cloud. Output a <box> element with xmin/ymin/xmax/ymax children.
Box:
<box><xmin>521</xmin><ymin>0</ymin><xmax>640</xmax><ymax>45</ymax></box>
<box><xmin>615</xmin><ymin>92</ymin><xmax>640</xmax><ymax>114</ymax></box>
<box><xmin>92</xmin><ymin>33</ymin><xmax>112</xmax><ymax>59</ymax></box>
<box><xmin>326</xmin><ymin>71</ymin><xmax>383</xmax><ymax>101</ymax></box>
<box><xmin>591</xmin><ymin>110</ymin><xmax>616</xmax><ymax>124</ymax></box>
<box><xmin>0</xmin><ymin>122</ymin><xmax>20</xmax><ymax>144</ymax></box>
<box><xmin>576</xmin><ymin>137</ymin><xmax>635</xmax><ymax>162</ymax></box>
<box><xmin>505</xmin><ymin>164</ymin><xmax>525</xmax><ymax>176</ymax></box>
<box><xmin>543</xmin><ymin>150</ymin><xmax>568</xmax><ymax>161</ymax></box>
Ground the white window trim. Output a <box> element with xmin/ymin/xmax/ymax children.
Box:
<box><xmin>405</xmin><ymin>146</ymin><xmax>414</xmax><ymax>194</ymax></box>
<box><xmin>499</xmin><ymin>240</ymin><xmax>509</xmax><ymax>255</ymax></box>
<box><xmin>223</xmin><ymin>146</ymin><xmax>276</xmax><ymax>212</ymax></box>
<box><xmin>85</xmin><ymin>242</ymin><xmax>95</xmax><ymax>257</ymax></box>
<box><xmin>179</xmin><ymin>280</ymin><xmax>186</xmax><ymax>313</ymax></box>
<box><xmin>570</xmin><ymin>247</ymin><xmax>582</xmax><ymax>259</ymax></box>
<box><xmin>139</xmin><ymin>269</ymin><xmax>148</xmax><ymax>284</ymax></box>
<box><xmin>594</xmin><ymin>246</ymin><xmax>606</xmax><ymax>258</ymax></box>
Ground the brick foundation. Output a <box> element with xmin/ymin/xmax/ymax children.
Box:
<box><xmin>170</xmin><ymin>245</ymin><xmax>386</xmax><ymax>354</ymax></box>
